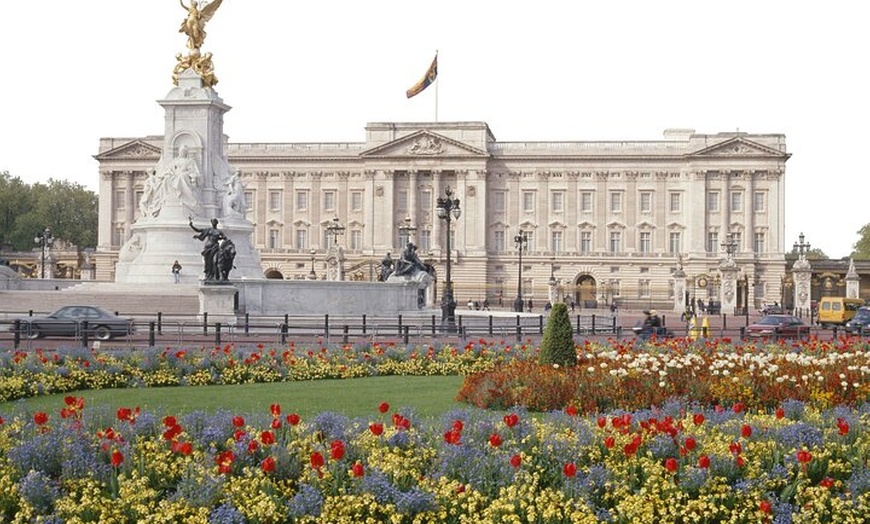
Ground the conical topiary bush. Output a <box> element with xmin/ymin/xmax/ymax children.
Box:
<box><xmin>538</xmin><ymin>302</ymin><xmax>577</xmax><ymax>367</ymax></box>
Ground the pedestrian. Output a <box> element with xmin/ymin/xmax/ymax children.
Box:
<box><xmin>497</xmin><ymin>291</ymin><xmax>503</xmax><ymax>307</ymax></box>
<box><xmin>527</xmin><ymin>298</ymin><xmax>533</xmax><ymax>312</ymax></box>
<box><xmin>570</xmin><ymin>298</ymin><xmax>576</xmax><ymax>312</ymax></box>
<box><xmin>482</xmin><ymin>298</ymin><xmax>490</xmax><ymax>310</ymax></box>
<box><xmin>610</xmin><ymin>302</ymin><xmax>618</xmax><ymax>316</ymax></box>
<box><xmin>171</xmin><ymin>260</ymin><xmax>182</xmax><ymax>283</ymax></box>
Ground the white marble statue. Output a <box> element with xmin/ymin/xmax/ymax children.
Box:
<box><xmin>221</xmin><ymin>169</ymin><xmax>246</xmax><ymax>217</ymax></box>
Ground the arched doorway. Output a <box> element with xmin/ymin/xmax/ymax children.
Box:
<box><xmin>575</xmin><ymin>275</ymin><xmax>597</xmax><ymax>308</ymax></box>
<box><xmin>264</xmin><ymin>269</ymin><xmax>284</xmax><ymax>279</ymax></box>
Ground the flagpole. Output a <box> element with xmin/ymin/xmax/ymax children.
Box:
<box><xmin>435</xmin><ymin>50</ymin><xmax>439</xmax><ymax>122</ymax></box>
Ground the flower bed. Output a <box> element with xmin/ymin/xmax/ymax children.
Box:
<box><xmin>0</xmin><ymin>337</ymin><xmax>868</xmax><ymax>522</ymax></box>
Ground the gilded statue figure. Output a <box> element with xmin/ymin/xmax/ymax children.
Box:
<box><xmin>179</xmin><ymin>0</ymin><xmax>224</xmax><ymax>51</ymax></box>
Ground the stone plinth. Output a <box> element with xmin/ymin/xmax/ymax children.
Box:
<box><xmin>198</xmin><ymin>284</ymin><xmax>238</xmax><ymax>323</ymax></box>
<box><xmin>719</xmin><ymin>265</ymin><xmax>740</xmax><ymax>315</ymax></box>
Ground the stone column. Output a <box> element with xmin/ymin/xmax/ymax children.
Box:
<box><xmin>845</xmin><ymin>258</ymin><xmax>860</xmax><ymax>299</ymax></box>
<box><xmin>792</xmin><ymin>258</ymin><xmax>813</xmax><ymax>318</ymax></box>
<box><xmin>673</xmin><ymin>266</ymin><xmax>687</xmax><ymax>314</ymax></box>
<box><xmin>719</xmin><ymin>262</ymin><xmax>740</xmax><ymax>315</ymax></box>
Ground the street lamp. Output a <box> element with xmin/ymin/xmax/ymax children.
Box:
<box><xmin>513</xmin><ymin>231</ymin><xmax>528</xmax><ymax>312</ymax></box>
<box><xmin>326</xmin><ymin>216</ymin><xmax>345</xmax><ymax>246</ymax></box>
<box><xmin>308</xmin><ymin>249</ymin><xmax>317</xmax><ymax>279</ymax></box>
<box><xmin>435</xmin><ymin>187</ymin><xmax>461</xmax><ymax>326</ymax></box>
<box><xmin>33</xmin><ymin>227</ymin><xmax>54</xmax><ymax>279</ymax></box>
<box><xmin>794</xmin><ymin>232</ymin><xmax>810</xmax><ymax>260</ymax></box>
<box><xmin>398</xmin><ymin>215</ymin><xmax>417</xmax><ymax>247</ymax></box>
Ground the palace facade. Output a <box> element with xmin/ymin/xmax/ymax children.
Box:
<box><xmin>94</xmin><ymin>122</ymin><xmax>790</xmax><ymax>311</ymax></box>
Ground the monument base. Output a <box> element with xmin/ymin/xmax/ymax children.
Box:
<box><xmin>198</xmin><ymin>284</ymin><xmax>238</xmax><ymax>323</ymax></box>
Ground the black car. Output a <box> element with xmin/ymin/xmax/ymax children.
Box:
<box><xmin>844</xmin><ymin>306</ymin><xmax>870</xmax><ymax>335</ymax></box>
<box><xmin>15</xmin><ymin>306</ymin><xmax>135</xmax><ymax>341</ymax></box>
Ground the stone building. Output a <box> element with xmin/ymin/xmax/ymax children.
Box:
<box><xmin>94</xmin><ymin>122</ymin><xmax>790</xmax><ymax>310</ymax></box>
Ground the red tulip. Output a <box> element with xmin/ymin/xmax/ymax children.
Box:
<box><xmin>233</xmin><ymin>429</ymin><xmax>246</xmax><ymax>441</ymax></box>
<box><xmin>452</xmin><ymin>420</ymin><xmax>464</xmax><ymax>432</ymax></box>
<box><xmin>351</xmin><ymin>461</ymin><xmax>365</xmax><ymax>477</ymax></box>
<box><xmin>729</xmin><ymin>441</ymin><xmax>742</xmax><ymax>455</ymax></box>
<box><xmin>378</xmin><ymin>402</ymin><xmax>390</xmax><ymax>413</ymax></box>
<box><xmin>563</xmin><ymin>462</ymin><xmax>577</xmax><ymax>477</ymax></box>
<box><xmin>698</xmin><ymin>455</ymin><xmax>710</xmax><ymax>469</ymax></box>
<box><xmin>741</xmin><ymin>424</ymin><xmax>752</xmax><ymax>439</ymax></box>
<box><xmin>684</xmin><ymin>436</ymin><xmax>696</xmax><ymax>451</ymax></box>
<box><xmin>736</xmin><ymin>456</ymin><xmax>746</xmax><ymax>468</ymax></box>
<box><xmin>33</xmin><ymin>412</ymin><xmax>48</xmax><ymax>426</ymax></box>
<box><xmin>692</xmin><ymin>413</ymin><xmax>705</xmax><ymax>426</ymax></box>
<box><xmin>819</xmin><ymin>477</ymin><xmax>834</xmax><ymax>488</ymax></box>
<box><xmin>247</xmin><ymin>440</ymin><xmax>259</xmax><ymax>454</ymax></box>
<box><xmin>732</xmin><ymin>402</ymin><xmax>744</xmax><ymax>414</ymax></box>
<box><xmin>759</xmin><ymin>500</ymin><xmax>772</xmax><ymax>514</ymax></box>
<box><xmin>216</xmin><ymin>450</ymin><xmax>235</xmax><ymax>474</ymax></box>
<box><xmin>261</xmin><ymin>456</ymin><xmax>276</xmax><ymax>473</ymax></box>
<box><xmin>796</xmin><ymin>449</ymin><xmax>812</xmax><ymax>464</ymax></box>
<box><xmin>287</xmin><ymin>413</ymin><xmax>301</xmax><ymax>426</ymax></box>
<box><xmin>444</xmin><ymin>429</ymin><xmax>461</xmax><ymax>445</ymax></box>
<box><xmin>232</xmin><ymin>416</ymin><xmax>245</xmax><ymax>428</ymax></box>
<box><xmin>565</xmin><ymin>405</ymin><xmax>578</xmax><ymax>417</ymax></box>
<box><xmin>163</xmin><ymin>416</ymin><xmax>178</xmax><ymax>427</ymax></box>
<box><xmin>110</xmin><ymin>450</ymin><xmax>124</xmax><ymax>467</ymax></box>
<box><xmin>503</xmin><ymin>413</ymin><xmax>519</xmax><ymax>428</ymax></box>
<box><xmin>597</xmin><ymin>416</ymin><xmax>607</xmax><ymax>428</ymax></box>
<box><xmin>510</xmin><ymin>454</ymin><xmax>522</xmax><ymax>468</ymax></box>
<box><xmin>489</xmin><ymin>433</ymin><xmax>503</xmax><ymax>447</ymax></box>
<box><xmin>260</xmin><ymin>430</ymin><xmax>275</xmax><ymax>445</ymax></box>
<box><xmin>837</xmin><ymin>418</ymin><xmax>849</xmax><ymax>436</ymax></box>
<box><xmin>604</xmin><ymin>436</ymin><xmax>615</xmax><ymax>449</ymax></box>
<box><xmin>270</xmin><ymin>418</ymin><xmax>282</xmax><ymax>429</ymax></box>
<box><xmin>664</xmin><ymin>457</ymin><xmax>678</xmax><ymax>473</ymax></box>
<box><xmin>775</xmin><ymin>407</ymin><xmax>785</xmax><ymax>419</ymax></box>
<box><xmin>310</xmin><ymin>451</ymin><xmax>325</xmax><ymax>469</ymax></box>
<box><xmin>369</xmin><ymin>422</ymin><xmax>384</xmax><ymax>436</ymax></box>
<box><xmin>269</xmin><ymin>404</ymin><xmax>281</xmax><ymax>417</ymax></box>
<box><xmin>330</xmin><ymin>440</ymin><xmax>346</xmax><ymax>461</ymax></box>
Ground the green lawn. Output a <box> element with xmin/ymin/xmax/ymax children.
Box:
<box><xmin>5</xmin><ymin>375</ymin><xmax>468</xmax><ymax>419</ymax></box>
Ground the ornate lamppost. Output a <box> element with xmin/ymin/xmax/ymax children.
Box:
<box><xmin>34</xmin><ymin>227</ymin><xmax>54</xmax><ymax>279</ymax></box>
<box><xmin>326</xmin><ymin>216</ymin><xmax>345</xmax><ymax>246</ymax></box>
<box><xmin>435</xmin><ymin>187</ymin><xmax>461</xmax><ymax>326</ymax></box>
<box><xmin>308</xmin><ymin>249</ymin><xmax>317</xmax><ymax>280</ymax></box>
<box><xmin>513</xmin><ymin>231</ymin><xmax>528</xmax><ymax>312</ymax></box>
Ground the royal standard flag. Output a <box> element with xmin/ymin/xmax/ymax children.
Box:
<box><xmin>406</xmin><ymin>54</ymin><xmax>438</xmax><ymax>98</ymax></box>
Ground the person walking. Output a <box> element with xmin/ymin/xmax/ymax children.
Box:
<box><xmin>171</xmin><ymin>260</ymin><xmax>182</xmax><ymax>283</ymax></box>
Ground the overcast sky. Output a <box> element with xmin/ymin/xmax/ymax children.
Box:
<box><xmin>1</xmin><ymin>1</ymin><xmax>867</xmax><ymax>257</ymax></box>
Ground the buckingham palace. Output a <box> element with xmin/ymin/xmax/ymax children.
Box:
<box><xmin>93</xmin><ymin>122</ymin><xmax>789</xmax><ymax>311</ymax></box>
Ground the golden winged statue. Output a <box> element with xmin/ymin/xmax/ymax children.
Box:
<box><xmin>179</xmin><ymin>0</ymin><xmax>224</xmax><ymax>51</ymax></box>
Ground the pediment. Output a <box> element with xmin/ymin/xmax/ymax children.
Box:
<box><xmin>689</xmin><ymin>137</ymin><xmax>787</xmax><ymax>158</ymax></box>
<box><xmin>636</xmin><ymin>220</ymin><xmax>656</xmax><ymax>230</ymax></box>
<box><xmin>361</xmin><ymin>130</ymin><xmax>488</xmax><ymax>158</ymax></box>
<box><xmin>94</xmin><ymin>140</ymin><xmax>162</xmax><ymax>160</ymax></box>
<box><xmin>577</xmin><ymin>221</ymin><xmax>596</xmax><ymax>229</ymax></box>
<box><xmin>547</xmin><ymin>220</ymin><xmax>568</xmax><ymax>229</ymax></box>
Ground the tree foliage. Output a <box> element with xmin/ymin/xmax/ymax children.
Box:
<box><xmin>852</xmin><ymin>224</ymin><xmax>870</xmax><ymax>260</ymax></box>
<box><xmin>538</xmin><ymin>302</ymin><xmax>577</xmax><ymax>367</ymax></box>
<box><xmin>0</xmin><ymin>171</ymin><xmax>98</xmax><ymax>251</ymax></box>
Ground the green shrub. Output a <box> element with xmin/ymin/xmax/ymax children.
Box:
<box><xmin>538</xmin><ymin>302</ymin><xmax>577</xmax><ymax>367</ymax></box>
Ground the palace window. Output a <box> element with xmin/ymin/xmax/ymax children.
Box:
<box><xmin>669</xmin><ymin>231</ymin><xmax>682</xmax><ymax>254</ymax></box>
<box><xmin>580</xmin><ymin>191</ymin><xmax>593</xmax><ymax>212</ymax></box>
<box><xmin>609</xmin><ymin>231</ymin><xmax>622</xmax><ymax>253</ymax></box>
<box><xmin>494</xmin><ymin>230</ymin><xmax>505</xmax><ymax>251</ymax></box>
<box><xmin>669</xmin><ymin>192</ymin><xmax>681</xmax><ymax>212</ymax></box>
<box><xmin>295</xmin><ymin>191</ymin><xmax>308</xmax><ymax>211</ymax></box>
<box><xmin>268</xmin><ymin>228</ymin><xmax>280</xmax><ymax>249</ymax></box>
<box><xmin>323</xmin><ymin>191</ymin><xmax>336</xmax><ymax>212</ymax></box>
<box><xmin>707</xmin><ymin>191</ymin><xmax>719</xmax><ymax>212</ymax></box>
<box><xmin>350</xmin><ymin>229</ymin><xmax>362</xmax><ymax>250</ymax></box>
<box><xmin>523</xmin><ymin>191</ymin><xmax>535</xmax><ymax>212</ymax></box>
<box><xmin>639</xmin><ymin>231</ymin><xmax>651</xmax><ymax>253</ymax></box>
<box><xmin>351</xmin><ymin>191</ymin><xmax>363</xmax><ymax>211</ymax></box>
<box><xmin>639</xmin><ymin>192</ymin><xmax>652</xmax><ymax>213</ymax></box>
<box><xmin>610</xmin><ymin>192</ymin><xmax>622</xmax><ymax>212</ymax></box>
<box><xmin>707</xmin><ymin>231</ymin><xmax>719</xmax><ymax>253</ymax></box>
<box><xmin>269</xmin><ymin>191</ymin><xmax>282</xmax><ymax>212</ymax></box>
<box><xmin>580</xmin><ymin>231</ymin><xmax>592</xmax><ymax>254</ymax></box>
<box><xmin>731</xmin><ymin>191</ymin><xmax>743</xmax><ymax>212</ymax></box>
<box><xmin>492</xmin><ymin>190</ymin><xmax>506</xmax><ymax>212</ymax></box>
<box><xmin>551</xmin><ymin>191</ymin><xmax>564</xmax><ymax>212</ymax></box>
<box><xmin>754</xmin><ymin>191</ymin><xmax>765</xmax><ymax>212</ymax></box>
<box><xmin>294</xmin><ymin>229</ymin><xmax>308</xmax><ymax>250</ymax></box>
<box><xmin>551</xmin><ymin>230</ymin><xmax>563</xmax><ymax>252</ymax></box>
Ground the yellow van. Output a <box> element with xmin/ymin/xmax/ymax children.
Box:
<box><xmin>817</xmin><ymin>297</ymin><xmax>866</xmax><ymax>328</ymax></box>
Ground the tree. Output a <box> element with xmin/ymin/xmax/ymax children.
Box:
<box><xmin>0</xmin><ymin>173</ymin><xmax>98</xmax><ymax>251</ymax></box>
<box><xmin>538</xmin><ymin>302</ymin><xmax>577</xmax><ymax>367</ymax></box>
<box><xmin>852</xmin><ymin>224</ymin><xmax>870</xmax><ymax>260</ymax></box>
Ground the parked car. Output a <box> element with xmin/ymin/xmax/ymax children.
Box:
<box><xmin>745</xmin><ymin>314</ymin><xmax>810</xmax><ymax>339</ymax></box>
<box><xmin>844</xmin><ymin>306</ymin><xmax>870</xmax><ymax>335</ymax></box>
<box><xmin>14</xmin><ymin>306</ymin><xmax>134</xmax><ymax>340</ymax></box>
